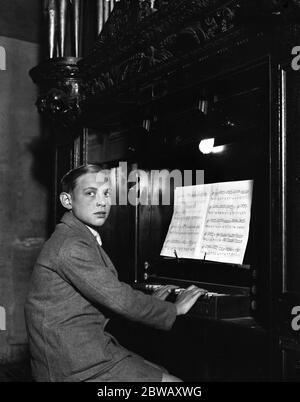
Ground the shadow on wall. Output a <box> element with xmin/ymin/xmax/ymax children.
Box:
<box><xmin>27</xmin><ymin>125</ymin><xmax>54</xmax><ymax>237</ymax></box>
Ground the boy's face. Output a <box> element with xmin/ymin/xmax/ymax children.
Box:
<box><xmin>60</xmin><ymin>172</ymin><xmax>112</xmax><ymax>228</ymax></box>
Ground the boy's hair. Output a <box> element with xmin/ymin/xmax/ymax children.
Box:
<box><xmin>60</xmin><ymin>164</ymin><xmax>107</xmax><ymax>193</ymax></box>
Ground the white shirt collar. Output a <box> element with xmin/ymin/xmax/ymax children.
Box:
<box><xmin>85</xmin><ymin>225</ymin><xmax>102</xmax><ymax>246</ymax></box>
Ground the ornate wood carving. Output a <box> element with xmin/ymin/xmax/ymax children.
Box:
<box><xmin>80</xmin><ymin>0</ymin><xmax>300</xmax><ymax>102</ymax></box>
<box><xmin>31</xmin><ymin>0</ymin><xmax>300</xmax><ymax>128</ymax></box>
<box><xmin>30</xmin><ymin>57</ymin><xmax>84</xmax><ymax>127</ymax></box>
<box><xmin>82</xmin><ymin>0</ymin><xmax>238</xmax><ymax>74</ymax></box>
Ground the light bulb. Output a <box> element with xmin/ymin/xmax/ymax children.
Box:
<box><xmin>199</xmin><ymin>138</ymin><xmax>215</xmax><ymax>154</ymax></box>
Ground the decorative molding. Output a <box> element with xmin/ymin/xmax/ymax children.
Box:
<box><xmin>80</xmin><ymin>0</ymin><xmax>292</xmax><ymax>97</ymax></box>
<box><xmin>30</xmin><ymin>0</ymin><xmax>300</xmax><ymax>128</ymax></box>
<box><xmin>78</xmin><ymin>0</ymin><xmax>244</xmax><ymax>102</ymax></box>
<box><xmin>30</xmin><ymin>57</ymin><xmax>84</xmax><ymax>127</ymax></box>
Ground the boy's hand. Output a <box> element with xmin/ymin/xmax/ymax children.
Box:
<box><xmin>152</xmin><ymin>285</ymin><xmax>178</xmax><ymax>300</ymax></box>
<box><xmin>174</xmin><ymin>285</ymin><xmax>207</xmax><ymax>315</ymax></box>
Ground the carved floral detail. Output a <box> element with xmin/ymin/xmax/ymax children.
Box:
<box><xmin>30</xmin><ymin>57</ymin><xmax>84</xmax><ymax>127</ymax></box>
<box><xmin>36</xmin><ymin>88</ymin><xmax>82</xmax><ymax>127</ymax></box>
<box><xmin>82</xmin><ymin>0</ymin><xmax>241</xmax><ymax>95</ymax></box>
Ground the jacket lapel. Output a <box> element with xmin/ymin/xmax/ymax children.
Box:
<box><xmin>61</xmin><ymin>212</ymin><xmax>118</xmax><ymax>277</ymax></box>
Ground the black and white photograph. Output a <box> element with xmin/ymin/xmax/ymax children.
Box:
<box><xmin>0</xmin><ymin>0</ymin><xmax>299</xmax><ymax>394</ymax></box>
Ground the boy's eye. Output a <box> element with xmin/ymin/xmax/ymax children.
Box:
<box><xmin>104</xmin><ymin>190</ymin><xmax>111</xmax><ymax>198</ymax></box>
<box><xmin>86</xmin><ymin>191</ymin><xmax>95</xmax><ymax>196</ymax></box>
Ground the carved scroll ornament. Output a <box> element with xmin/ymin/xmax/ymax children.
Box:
<box><xmin>30</xmin><ymin>57</ymin><xmax>84</xmax><ymax>128</ymax></box>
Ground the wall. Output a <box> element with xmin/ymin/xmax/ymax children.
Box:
<box><xmin>0</xmin><ymin>0</ymin><xmax>41</xmax><ymax>43</ymax></box>
<box><xmin>0</xmin><ymin>1</ymin><xmax>47</xmax><ymax>363</ymax></box>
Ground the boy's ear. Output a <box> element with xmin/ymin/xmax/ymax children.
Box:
<box><xmin>60</xmin><ymin>192</ymin><xmax>72</xmax><ymax>210</ymax></box>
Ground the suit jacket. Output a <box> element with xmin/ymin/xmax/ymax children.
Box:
<box><xmin>24</xmin><ymin>212</ymin><xmax>177</xmax><ymax>382</ymax></box>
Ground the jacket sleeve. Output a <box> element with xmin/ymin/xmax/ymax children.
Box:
<box><xmin>57</xmin><ymin>238</ymin><xmax>177</xmax><ymax>330</ymax></box>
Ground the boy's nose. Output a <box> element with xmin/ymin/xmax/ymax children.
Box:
<box><xmin>96</xmin><ymin>200</ymin><xmax>105</xmax><ymax>207</ymax></box>
<box><xmin>96</xmin><ymin>196</ymin><xmax>106</xmax><ymax>207</ymax></box>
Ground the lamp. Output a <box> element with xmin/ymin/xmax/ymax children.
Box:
<box><xmin>198</xmin><ymin>138</ymin><xmax>226</xmax><ymax>154</ymax></box>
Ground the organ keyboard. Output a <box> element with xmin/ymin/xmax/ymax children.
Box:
<box><xmin>134</xmin><ymin>283</ymin><xmax>250</xmax><ymax>320</ymax></box>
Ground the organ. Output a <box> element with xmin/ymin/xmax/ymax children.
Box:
<box><xmin>30</xmin><ymin>0</ymin><xmax>300</xmax><ymax>381</ymax></box>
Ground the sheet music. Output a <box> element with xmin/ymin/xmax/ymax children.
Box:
<box><xmin>160</xmin><ymin>180</ymin><xmax>253</xmax><ymax>265</ymax></box>
<box><xmin>160</xmin><ymin>185</ymin><xmax>210</xmax><ymax>259</ymax></box>
<box><xmin>200</xmin><ymin>180</ymin><xmax>253</xmax><ymax>264</ymax></box>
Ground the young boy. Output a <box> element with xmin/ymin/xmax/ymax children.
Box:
<box><xmin>25</xmin><ymin>164</ymin><xmax>205</xmax><ymax>382</ymax></box>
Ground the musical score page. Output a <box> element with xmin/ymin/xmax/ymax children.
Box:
<box><xmin>160</xmin><ymin>180</ymin><xmax>253</xmax><ymax>265</ymax></box>
<box><xmin>160</xmin><ymin>185</ymin><xmax>210</xmax><ymax>259</ymax></box>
